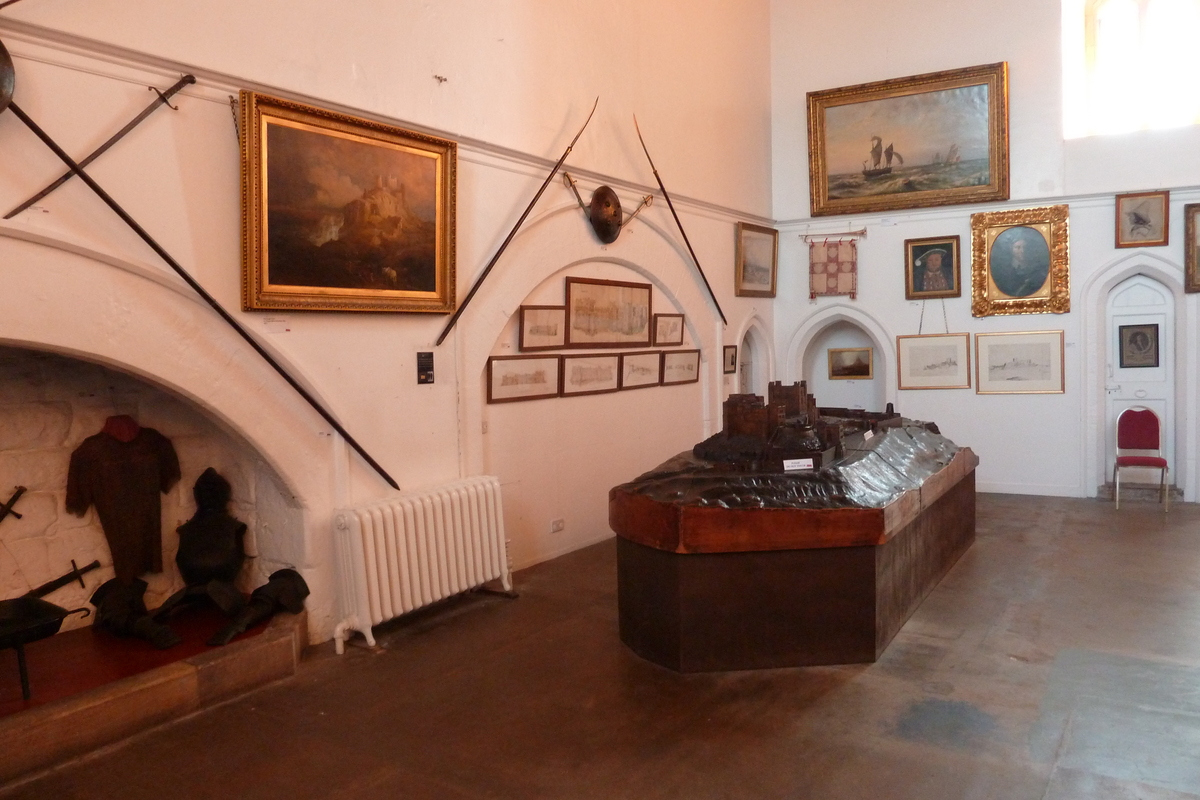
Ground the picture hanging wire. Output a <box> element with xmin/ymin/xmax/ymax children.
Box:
<box><xmin>916</xmin><ymin>298</ymin><xmax>950</xmax><ymax>336</ymax></box>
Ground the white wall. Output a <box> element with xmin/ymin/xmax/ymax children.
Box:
<box><xmin>771</xmin><ymin>0</ymin><xmax>1200</xmax><ymax>500</ymax></box>
<box><xmin>0</xmin><ymin>2</ymin><xmax>773</xmax><ymax>639</ymax></box>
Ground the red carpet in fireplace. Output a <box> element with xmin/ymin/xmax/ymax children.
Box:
<box><xmin>0</xmin><ymin>604</ymin><xmax>266</xmax><ymax>718</ymax></box>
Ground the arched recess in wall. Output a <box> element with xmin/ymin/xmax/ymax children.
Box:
<box><xmin>454</xmin><ymin>202</ymin><xmax>725</xmax><ymax>474</ymax></box>
<box><xmin>783</xmin><ymin>304</ymin><xmax>896</xmax><ymax>411</ymax></box>
<box><xmin>1080</xmin><ymin>250</ymin><xmax>1195</xmax><ymax>501</ymax></box>
<box><xmin>732</xmin><ymin>316</ymin><xmax>774</xmax><ymax>396</ymax></box>
<box><xmin>452</xmin><ymin>202</ymin><xmax>725</xmax><ymax>570</ymax></box>
<box><xmin>0</xmin><ymin>231</ymin><xmax>345</xmax><ymax>635</ymax></box>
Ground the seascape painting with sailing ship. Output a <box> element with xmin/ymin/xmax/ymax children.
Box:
<box><xmin>823</xmin><ymin>83</ymin><xmax>992</xmax><ymax>201</ymax></box>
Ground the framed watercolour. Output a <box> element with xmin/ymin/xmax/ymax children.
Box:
<box><xmin>1185</xmin><ymin>203</ymin><xmax>1200</xmax><ymax>293</ymax></box>
<box><xmin>1115</xmin><ymin>191</ymin><xmax>1169</xmax><ymax>248</ymax></box>
<box><xmin>662</xmin><ymin>350</ymin><xmax>701</xmax><ymax>385</ymax></box>
<box><xmin>896</xmin><ymin>334</ymin><xmax>970</xmax><ymax>390</ymax></box>
<box><xmin>565</xmin><ymin>277</ymin><xmax>652</xmax><ymax>348</ymax></box>
<box><xmin>518</xmin><ymin>306</ymin><xmax>566</xmax><ymax>351</ymax></box>
<box><xmin>807</xmin><ymin>62</ymin><xmax>1009</xmax><ymax>217</ymax></box>
<box><xmin>970</xmin><ymin>204</ymin><xmax>1070</xmax><ymax>317</ymax></box>
<box><xmin>828</xmin><ymin>348</ymin><xmax>873</xmax><ymax>380</ymax></box>
<box><xmin>619</xmin><ymin>351</ymin><xmax>661</xmax><ymax>390</ymax></box>
<box><xmin>561</xmin><ymin>354</ymin><xmax>620</xmax><ymax>396</ymax></box>
<box><xmin>975</xmin><ymin>331</ymin><xmax>1064</xmax><ymax>395</ymax></box>
<box><xmin>905</xmin><ymin>236</ymin><xmax>960</xmax><ymax>300</ymax></box>
<box><xmin>487</xmin><ymin>355</ymin><xmax>560</xmax><ymax>403</ymax></box>
<box><xmin>240</xmin><ymin>91</ymin><xmax>456</xmax><ymax>313</ymax></box>
<box><xmin>723</xmin><ymin>345</ymin><xmax>738</xmax><ymax>375</ymax></box>
<box><xmin>735</xmin><ymin>222</ymin><xmax>779</xmax><ymax>297</ymax></box>
<box><xmin>652</xmin><ymin>314</ymin><xmax>685</xmax><ymax>346</ymax></box>
<box><xmin>1118</xmin><ymin>324</ymin><xmax>1159</xmax><ymax>369</ymax></box>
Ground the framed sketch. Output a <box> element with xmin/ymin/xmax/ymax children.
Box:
<box><xmin>807</xmin><ymin>62</ymin><xmax>1009</xmax><ymax>217</ymax></box>
<box><xmin>565</xmin><ymin>277</ymin><xmax>652</xmax><ymax>348</ymax></box>
<box><xmin>723</xmin><ymin>345</ymin><xmax>738</xmax><ymax>375</ymax></box>
<box><xmin>828</xmin><ymin>347</ymin><xmax>873</xmax><ymax>380</ymax></box>
<box><xmin>652</xmin><ymin>314</ymin><xmax>685</xmax><ymax>346</ymax></box>
<box><xmin>518</xmin><ymin>306</ymin><xmax>566</xmax><ymax>351</ymax></box>
<box><xmin>975</xmin><ymin>331</ymin><xmax>1065</xmax><ymax>394</ymax></box>
<box><xmin>487</xmin><ymin>355</ymin><xmax>560</xmax><ymax>403</ymax></box>
<box><xmin>240</xmin><ymin>91</ymin><xmax>456</xmax><ymax>313</ymax></box>
<box><xmin>905</xmin><ymin>236</ymin><xmax>960</xmax><ymax>300</ymax></box>
<box><xmin>896</xmin><ymin>334</ymin><xmax>970</xmax><ymax>390</ymax></box>
<box><xmin>1116</xmin><ymin>191</ymin><xmax>1169</xmax><ymax>248</ymax></box>
<box><xmin>662</xmin><ymin>350</ymin><xmax>701</xmax><ymax>385</ymax></box>
<box><xmin>1118</xmin><ymin>324</ymin><xmax>1159</xmax><ymax>369</ymax></box>
<box><xmin>561</xmin><ymin>354</ymin><xmax>620</xmax><ymax>396</ymax></box>
<box><xmin>1185</xmin><ymin>203</ymin><xmax>1200</xmax><ymax>293</ymax></box>
<box><xmin>619</xmin><ymin>351</ymin><xmax>661</xmax><ymax>390</ymax></box>
<box><xmin>970</xmin><ymin>205</ymin><xmax>1070</xmax><ymax>317</ymax></box>
<box><xmin>735</xmin><ymin>222</ymin><xmax>778</xmax><ymax>297</ymax></box>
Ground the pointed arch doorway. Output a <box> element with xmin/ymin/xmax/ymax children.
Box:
<box><xmin>1104</xmin><ymin>273</ymin><xmax>1175</xmax><ymax>491</ymax></box>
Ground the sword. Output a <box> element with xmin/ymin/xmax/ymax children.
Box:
<box><xmin>436</xmin><ymin>98</ymin><xmax>599</xmax><ymax>346</ymax></box>
<box><xmin>0</xmin><ymin>485</ymin><xmax>24</xmax><ymax>524</ymax></box>
<box><xmin>5</xmin><ymin>74</ymin><xmax>197</xmax><ymax>219</ymax></box>
<box><xmin>633</xmin><ymin>116</ymin><xmax>727</xmax><ymax>326</ymax></box>
<box><xmin>25</xmin><ymin>559</ymin><xmax>101</xmax><ymax>599</ymax></box>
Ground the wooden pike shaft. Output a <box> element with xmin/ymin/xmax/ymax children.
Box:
<box><xmin>436</xmin><ymin>98</ymin><xmax>599</xmax><ymax>346</ymax></box>
<box><xmin>6</xmin><ymin>101</ymin><xmax>400</xmax><ymax>490</ymax></box>
<box><xmin>633</xmin><ymin>116</ymin><xmax>726</xmax><ymax>326</ymax></box>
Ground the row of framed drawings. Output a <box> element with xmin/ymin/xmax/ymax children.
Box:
<box><xmin>519</xmin><ymin>277</ymin><xmax>689</xmax><ymax>351</ymax></box>
<box><xmin>897</xmin><ymin>331</ymin><xmax>1065</xmax><ymax>394</ymax></box>
<box><xmin>488</xmin><ymin>350</ymin><xmax>700</xmax><ymax>403</ymax></box>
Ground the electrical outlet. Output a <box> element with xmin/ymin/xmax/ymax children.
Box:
<box><xmin>550</xmin><ymin>518</ymin><xmax>565</xmax><ymax>533</ymax></box>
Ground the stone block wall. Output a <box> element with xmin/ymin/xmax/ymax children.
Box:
<box><xmin>0</xmin><ymin>346</ymin><xmax>301</xmax><ymax>630</ymax></box>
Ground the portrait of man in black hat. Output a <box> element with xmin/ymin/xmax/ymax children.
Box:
<box><xmin>905</xmin><ymin>237</ymin><xmax>959</xmax><ymax>299</ymax></box>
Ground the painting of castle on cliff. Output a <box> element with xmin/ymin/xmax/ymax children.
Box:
<box><xmin>240</xmin><ymin>92</ymin><xmax>457</xmax><ymax>312</ymax></box>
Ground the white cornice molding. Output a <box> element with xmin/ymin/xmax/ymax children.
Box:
<box><xmin>0</xmin><ymin>19</ymin><xmax>772</xmax><ymax>228</ymax></box>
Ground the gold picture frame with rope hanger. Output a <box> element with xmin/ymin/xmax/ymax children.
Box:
<box><xmin>897</xmin><ymin>333</ymin><xmax>971</xmax><ymax>390</ymax></box>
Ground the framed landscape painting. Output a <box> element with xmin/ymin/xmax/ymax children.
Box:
<box><xmin>518</xmin><ymin>306</ymin><xmax>566</xmax><ymax>351</ymax></box>
<box><xmin>897</xmin><ymin>333</ymin><xmax>970</xmax><ymax>390</ymax></box>
<box><xmin>975</xmin><ymin>331</ymin><xmax>1064</xmax><ymax>394</ymax></box>
<box><xmin>564</xmin><ymin>277</ymin><xmax>652</xmax><ymax>348</ymax></box>
<box><xmin>240</xmin><ymin>91</ymin><xmax>456</xmax><ymax>312</ymax></box>
<box><xmin>735</xmin><ymin>222</ymin><xmax>778</xmax><ymax>297</ymax></box>
<box><xmin>619</xmin><ymin>351</ymin><xmax>661</xmax><ymax>390</ymax></box>
<box><xmin>652</xmin><ymin>314</ymin><xmax>685</xmax><ymax>346</ymax></box>
<box><xmin>561</xmin><ymin>354</ymin><xmax>620</xmax><ymax>396</ymax></box>
<box><xmin>487</xmin><ymin>355</ymin><xmax>560</xmax><ymax>403</ymax></box>
<box><xmin>662</xmin><ymin>350</ymin><xmax>701</xmax><ymax>385</ymax></box>
<box><xmin>1186</xmin><ymin>203</ymin><xmax>1200</xmax><ymax>293</ymax></box>
<box><xmin>808</xmin><ymin>62</ymin><xmax>1009</xmax><ymax>217</ymax></box>
<box><xmin>828</xmin><ymin>348</ymin><xmax>873</xmax><ymax>380</ymax></box>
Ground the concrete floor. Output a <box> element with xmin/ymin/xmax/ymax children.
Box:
<box><xmin>4</xmin><ymin>493</ymin><xmax>1200</xmax><ymax>799</ymax></box>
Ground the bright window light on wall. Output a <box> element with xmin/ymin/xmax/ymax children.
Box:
<box><xmin>1063</xmin><ymin>0</ymin><xmax>1200</xmax><ymax>138</ymax></box>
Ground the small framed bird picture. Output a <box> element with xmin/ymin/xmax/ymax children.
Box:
<box><xmin>1115</xmin><ymin>190</ymin><xmax>1169</xmax><ymax>248</ymax></box>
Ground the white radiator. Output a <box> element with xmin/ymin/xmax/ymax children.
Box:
<box><xmin>332</xmin><ymin>475</ymin><xmax>511</xmax><ymax>653</ymax></box>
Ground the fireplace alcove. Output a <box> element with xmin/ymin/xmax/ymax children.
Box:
<box><xmin>0</xmin><ymin>230</ymin><xmax>347</xmax><ymax>642</ymax></box>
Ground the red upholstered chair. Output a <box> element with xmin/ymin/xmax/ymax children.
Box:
<box><xmin>1113</xmin><ymin>407</ymin><xmax>1169</xmax><ymax>511</ymax></box>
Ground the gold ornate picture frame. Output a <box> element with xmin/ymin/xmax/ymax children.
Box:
<box><xmin>970</xmin><ymin>205</ymin><xmax>1069</xmax><ymax>317</ymax></box>
<box><xmin>241</xmin><ymin>91</ymin><xmax>456</xmax><ymax>313</ymax></box>
<box><xmin>735</xmin><ymin>222</ymin><xmax>778</xmax><ymax>297</ymax></box>
<box><xmin>807</xmin><ymin>63</ymin><xmax>1009</xmax><ymax>217</ymax></box>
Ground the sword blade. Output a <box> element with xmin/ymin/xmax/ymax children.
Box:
<box><xmin>5</xmin><ymin>74</ymin><xmax>196</xmax><ymax>219</ymax></box>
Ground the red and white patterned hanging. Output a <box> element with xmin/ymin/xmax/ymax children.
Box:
<box><xmin>809</xmin><ymin>239</ymin><xmax>857</xmax><ymax>300</ymax></box>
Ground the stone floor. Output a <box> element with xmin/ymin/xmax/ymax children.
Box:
<box><xmin>4</xmin><ymin>493</ymin><xmax>1200</xmax><ymax>799</ymax></box>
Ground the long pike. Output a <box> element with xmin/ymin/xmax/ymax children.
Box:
<box><xmin>436</xmin><ymin>98</ymin><xmax>598</xmax><ymax>346</ymax></box>
<box><xmin>633</xmin><ymin>116</ymin><xmax>726</xmax><ymax>325</ymax></box>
